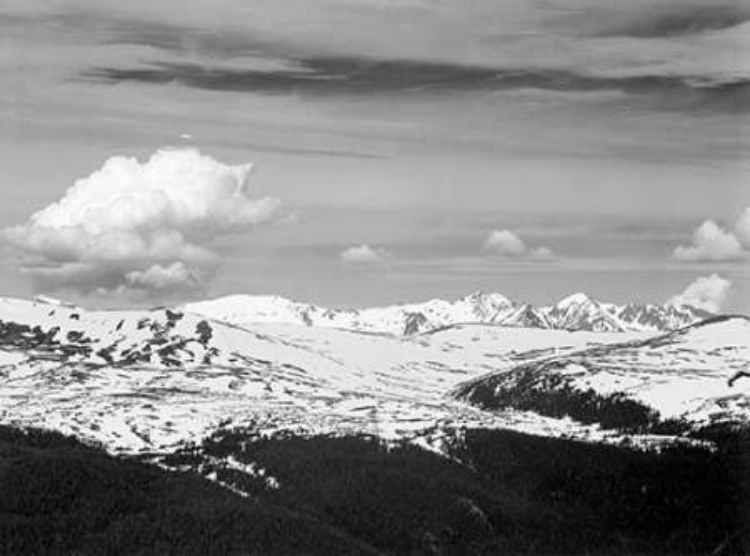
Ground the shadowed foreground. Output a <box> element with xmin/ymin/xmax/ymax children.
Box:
<box><xmin>1</xmin><ymin>426</ymin><xmax>748</xmax><ymax>555</ymax></box>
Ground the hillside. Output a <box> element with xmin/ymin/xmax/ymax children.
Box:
<box><xmin>2</xmin><ymin>426</ymin><xmax>747</xmax><ymax>555</ymax></box>
<box><xmin>455</xmin><ymin>316</ymin><xmax>750</xmax><ymax>435</ymax></box>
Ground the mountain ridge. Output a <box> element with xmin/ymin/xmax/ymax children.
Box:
<box><xmin>183</xmin><ymin>290</ymin><xmax>713</xmax><ymax>335</ymax></box>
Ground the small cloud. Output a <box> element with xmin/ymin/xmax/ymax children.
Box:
<box><xmin>482</xmin><ymin>229</ymin><xmax>554</xmax><ymax>260</ymax></box>
<box><xmin>1</xmin><ymin>148</ymin><xmax>285</xmax><ymax>296</ymax></box>
<box><xmin>482</xmin><ymin>230</ymin><xmax>526</xmax><ymax>256</ymax></box>
<box><xmin>672</xmin><ymin>220</ymin><xmax>744</xmax><ymax>262</ymax></box>
<box><xmin>179</xmin><ymin>133</ymin><xmax>193</xmax><ymax>140</ymax></box>
<box><xmin>667</xmin><ymin>273</ymin><xmax>732</xmax><ymax>313</ymax></box>
<box><xmin>529</xmin><ymin>246</ymin><xmax>555</xmax><ymax>261</ymax></box>
<box><xmin>125</xmin><ymin>262</ymin><xmax>200</xmax><ymax>291</ymax></box>
<box><xmin>340</xmin><ymin>244</ymin><xmax>390</xmax><ymax>264</ymax></box>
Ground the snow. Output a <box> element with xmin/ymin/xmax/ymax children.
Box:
<box><xmin>184</xmin><ymin>291</ymin><xmax>708</xmax><ymax>335</ymax></box>
<box><xmin>464</xmin><ymin>316</ymin><xmax>750</xmax><ymax>428</ymax></box>
<box><xmin>0</xmin><ymin>296</ymin><xmax>746</xmax><ymax>457</ymax></box>
<box><xmin>553</xmin><ymin>292</ymin><xmax>591</xmax><ymax>310</ymax></box>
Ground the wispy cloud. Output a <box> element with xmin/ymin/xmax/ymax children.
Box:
<box><xmin>80</xmin><ymin>57</ymin><xmax>750</xmax><ymax>114</ymax></box>
<box><xmin>583</xmin><ymin>4</ymin><xmax>750</xmax><ymax>38</ymax></box>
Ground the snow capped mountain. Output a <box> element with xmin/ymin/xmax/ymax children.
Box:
<box><xmin>542</xmin><ymin>293</ymin><xmax>625</xmax><ymax>332</ymax></box>
<box><xmin>2</xmin><ymin>295</ymin><xmax>650</xmax><ymax>453</ymax></box>
<box><xmin>184</xmin><ymin>291</ymin><xmax>710</xmax><ymax>335</ymax></box>
<box><xmin>184</xmin><ymin>291</ymin><xmax>515</xmax><ymax>336</ymax></box>
<box><xmin>497</xmin><ymin>303</ymin><xmax>551</xmax><ymax>329</ymax></box>
<box><xmin>0</xmin><ymin>294</ymin><xmax>747</xmax><ymax>458</ymax></box>
<box><xmin>611</xmin><ymin>303</ymin><xmax>712</xmax><ymax>332</ymax></box>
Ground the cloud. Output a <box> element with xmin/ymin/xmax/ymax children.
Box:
<box><xmin>672</xmin><ymin>220</ymin><xmax>745</xmax><ymax>262</ymax></box>
<box><xmin>340</xmin><ymin>244</ymin><xmax>390</xmax><ymax>264</ymax></box>
<box><xmin>584</xmin><ymin>4</ymin><xmax>750</xmax><ymax>38</ymax></box>
<box><xmin>125</xmin><ymin>262</ymin><xmax>199</xmax><ymax>291</ymax></box>
<box><xmin>482</xmin><ymin>230</ymin><xmax>526</xmax><ymax>256</ymax></box>
<box><xmin>667</xmin><ymin>273</ymin><xmax>732</xmax><ymax>312</ymax></box>
<box><xmin>83</xmin><ymin>59</ymin><xmax>750</xmax><ymax>114</ymax></box>
<box><xmin>1</xmin><ymin>148</ymin><xmax>284</xmax><ymax>296</ymax></box>
<box><xmin>482</xmin><ymin>229</ymin><xmax>554</xmax><ymax>260</ymax></box>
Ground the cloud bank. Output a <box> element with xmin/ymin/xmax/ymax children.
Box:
<box><xmin>340</xmin><ymin>244</ymin><xmax>390</xmax><ymax>264</ymax></box>
<box><xmin>482</xmin><ymin>229</ymin><xmax>553</xmax><ymax>260</ymax></box>
<box><xmin>2</xmin><ymin>149</ymin><xmax>283</xmax><ymax>296</ymax></box>
<box><xmin>673</xmin><ymin>210</ymin><xmax>750</xmax><ymax>262</ymax></box>
<box><xmin>668</xmin><ymin>274</ymin><xmax>732</xmax><ymax>312</ymax></box>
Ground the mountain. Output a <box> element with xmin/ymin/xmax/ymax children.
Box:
<box><xmin>496</xmin><ymin>303</ymin><xmax>551</xmax><ymax>329</ymax></box>
<box><xmin>184</xmin><ymin>291</ymin><xmax>515</xmax><ymax>335</ymax></box>
<box><xmin>0</xmin><ymin>295</ymin><xmax>747</xmax><ymax>457</ymax></box>
<box><xmin>455</xmin><ymin>315</ymin><xmax>750</xmax><ymax>435</ymax></box>
<box><xmin>184</xmin><ymin>291</ymin><xmax>711</xmax><ymax>335</ymax></box>
<box><xmin>541</xmin><ymin>293</ymin><xmax>625</xmax><ymax>332</ymax></box>
<box><xmin>1</xmin><ymin>296</ymin><xmax>747</xmax><ymax>555</ymax></box>
<box><xmin>0</xmin><ymin>295</ymin><xmax>636</xmax><ymax>453</ymax></box>
<box><xmin>611</xmin><ymin>302</ymin><xmax>713</xmax><ymax>332</ymax></box>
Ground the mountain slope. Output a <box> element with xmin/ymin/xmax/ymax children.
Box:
<box><xmin>455</xmin><ymin>316</ymin><xmax>750</xmax><ymax>434</ymax></box>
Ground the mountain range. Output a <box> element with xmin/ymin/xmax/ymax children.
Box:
<box><xmin>0</xmin><ymin>294</ymin><xmax>746</xmax><ymax>457</ymax></box>
<box><xmin>183</xmin><ymin>291</ymin><xmax>713</xmax><ymax>335</ymax></box>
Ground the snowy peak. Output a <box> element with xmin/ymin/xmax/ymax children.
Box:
<box><xmin>613</xmin><ymin>303</ymin><xmax>712</xmax><ymax>333</ymax></box>
<box><xmin>554</xmin><ymin>292</ymin><xmax>593</xmax><ymax>310</ymax></box>
<box><xmin>460</xmin><ymin>291</ymin><xmax>513</xmax><ymax>321</ymax></box>
<box><xmin>543</xmin><ymin>294</ymin><xmax>624</xmax><ymax>332</ymax></box>
<box><xmin>498</xmin><ymin>304</ymin><xmax>550</xmax><ymax>329</ymax></box>
<box><xmin>185</xmin><ymin>294</ymin><xmax>317</xmax><ymax>327</ymax></box>
<box><xmin>182</xmin><ymin>292</ymin><xmax>718</xmax><ymax>335</ymax></box>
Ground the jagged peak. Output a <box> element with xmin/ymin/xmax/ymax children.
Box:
<box><xmin>460</xmin><ymin>290</ymin><xmax>512</xmax><ymax>306</ymax></box>
<box><xmin>554</xmin><ymin>292</ymin><xmax>595</xmax><ymax>309</ymax></box>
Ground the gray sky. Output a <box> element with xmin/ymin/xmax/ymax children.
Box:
<box><xmin>0</xmin><ymin>0</ymin><xmax>748</xmax><ymax>310</ymax></box>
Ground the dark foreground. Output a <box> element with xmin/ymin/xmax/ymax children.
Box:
<box><xmin>0</xmin><ymin>426</ymin><xmax>748</xmax><ymax>555</ymax></box>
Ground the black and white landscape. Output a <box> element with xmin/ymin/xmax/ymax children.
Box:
<box><xmin>1</xmin><ymin>1</ymin><xmax>749</xmax><ymax>554</ymax></box>
<box><xmin>0</xmin><ymin>293</ymin><xmax>748</xmax><ymax>553</ymax></box>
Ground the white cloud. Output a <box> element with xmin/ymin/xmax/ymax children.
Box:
<box><xmin>529</xmin><ymin>246</ymin><xmax>555</xmax><ymax>260</ymax></box>
<box><xmin>125</xmin><ymin>262</ymin><xmax>199</xmax><ymax>291</ymax></box>
<box><xmin>672</xmin><ymin>220</ymin><xmax>744</xmax><ymax>262</ymax></box>
<box><xmin>667</xmin><ymin>273</ymin><xmax>731</xmax><ymax>312</ymax></box>
<box><xmin>482</xmin><ymin>229</ymin><xmax>554</xmax><ymax>260</ymax></box>
<box><xmin>340</xmin><ymin>244</ymin><xmax>390</xmax><ymax>264</ymax></box>
<box><xmin>482</xmin><ymin>230</ymin><xmax>526</xmax><ymax>256</ymax></box>
<box><xmin>1</xmin><ymin>148</ymin><xmax>284</xmax><ymax>295</ymax></box>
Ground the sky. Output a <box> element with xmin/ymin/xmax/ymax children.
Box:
<box><xmin>0</xmin><ymin>0</ymin><xmax>748</xmax><ymax>311</ymax></box>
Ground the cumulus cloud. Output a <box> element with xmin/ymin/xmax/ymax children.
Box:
<box><xmin>482</xmin><ymin>229</ymin><xmax>554</xmax><ymax>260</ymax></box>
<box><xmin>340</xmin><ymin>244</ymin><xmax>390</xmax><ymax>264</ymax></box>
<box><xmin>673</xmin><ymin>218</ymin><xmax>747</xmax><ymax>262</ymax></box>
<box><xmin>1</xmin><ymin>148</ymin><xmax>284</xmax><ymax>296</ymax></box>
<box><xmin>667</xmin><ymin>273</ymin><xmax>732</xmax><ymax>312</ymax></box>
